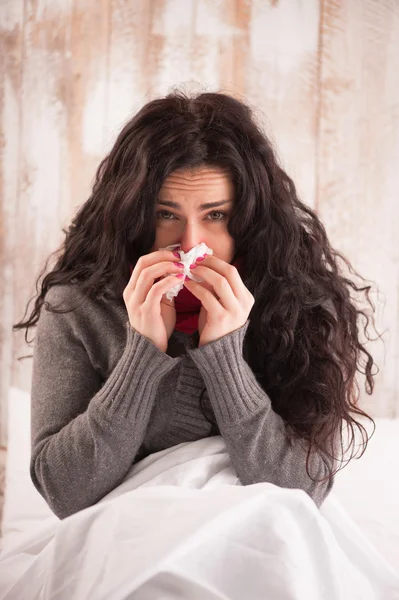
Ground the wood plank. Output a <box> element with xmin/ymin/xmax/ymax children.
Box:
<box><xmin>245</xmin><ymin>0</ymin><xmax>321</xmax><ymax>209</ymax></box>
<box><xmin>60</xmin><ymin>0</ymin><xmax>110</xmax><ymax>225</ymax></box>
<box><xmin>104</xmin><ymin>0</ymin><xmax>251</xmax><ymax>141</ymax></box>
<box><xmin>317</xmin><ymin>0</ymin><xmax>399</xmax><ymax>417</ymax></box>
<box><xmin>0</xmin><ymin>0</ymin><xmax>24</xmax><ymax>446</ymax></box>
<box><xmin>10</xmin><ymin>0</ymin><xmax>110</xmax><ymax>398</ymax></box>
<box><xmin>104</xmin><ymin>0</ymin><xmax>154</xmax><ymax>147</ymax></box>
<box><xmin>11</xmin><ymin>0</ymin><xmax>75</xmax><ymax>393</ymax></box>
<box><xmin>2</xmin><ymin>0</ymin><xmax>398</xmax><ymax>437</ymax></box>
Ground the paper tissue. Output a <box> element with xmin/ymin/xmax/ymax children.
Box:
<box><xmin>159</xmin><ymin>242</ymin><xmax>214</xmax><ymax>302</ymax></box>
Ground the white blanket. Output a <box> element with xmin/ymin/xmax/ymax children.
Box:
<box><xmin>1</xmin><ymin>436</ymin><xmax>398</xmax><ymax>600</ymax></box>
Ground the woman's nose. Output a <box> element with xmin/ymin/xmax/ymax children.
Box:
<box><xmin>179</xmin><ymin>241</ymin><xmax>207</xmax><ymax>254</ymax></box>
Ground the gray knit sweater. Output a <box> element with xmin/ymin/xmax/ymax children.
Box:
<box><xmin>30</xmin><ymin>284</ymin><xmax>335</xmax><ymax>519</ymax></box>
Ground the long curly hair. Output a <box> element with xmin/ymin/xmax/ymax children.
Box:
<box><xmin>14</xmin><ymin>88</ymin><xmax>381</xmax><ymax>484</ymax></box>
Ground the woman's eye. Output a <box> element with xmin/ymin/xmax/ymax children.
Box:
<box><xmin>156</xmin><ymin>210</ymin><xmax>227</xmax><ymax>221</ymax></box>
<box><xmin>156</xmin><ymin>210</ymin><xmax>174</xmax><ymax>220</ymax></box>
<box><xmin>208</xmin><ymin>211</ymin><xmax>227</xmax><ymax>221</ymax></box>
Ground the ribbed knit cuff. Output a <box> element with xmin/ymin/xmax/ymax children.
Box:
<box><xmin>187</xmin><ymin>320</ymin><xmax>270</xmax><ymax>423</ymax></box>
<box><xmin>92</xmin><ymin>321</ymin><xmax>181</xmax><ymax>421</ymax></box>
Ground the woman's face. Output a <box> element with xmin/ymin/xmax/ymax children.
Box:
<box><xmin>151</xmin><ymin>166</ymin><xmax>235</xmax><ymax>263</ymax></box>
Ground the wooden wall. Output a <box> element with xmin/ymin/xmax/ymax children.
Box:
<box><xmin>1</xmin><ymin>0</ymin><xmax>398</xmax><ymax>446</ymax></box>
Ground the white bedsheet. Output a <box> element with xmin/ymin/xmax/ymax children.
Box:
<box><xmin>1</xmin><ymin>388</ymin><xmax>398</xmax><ymax>599</ymax></box>
<box><xmin>1</xmin><ymin>436</ymin><xmax>399</xmax><ymax>598</ymax></box>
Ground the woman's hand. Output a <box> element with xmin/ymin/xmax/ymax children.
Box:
<box><xmin>123</xmin><ymin>250</ymin><xmax>185</xmax><ymax>353</ymax></box>
<box><xmin>160</xmin><ymin>295</ymin><xmax>178</xmax><ymax>342</ymax></box>
<box><xmin>183</xmin><ymin>255</ymin><xmax>255</xmax><ymax>347</ymax></box>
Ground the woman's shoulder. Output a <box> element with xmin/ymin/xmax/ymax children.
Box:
<box><xmin>37</xmin><ymin>283</ymin><xmax>127</xmax><ymax>374</ymax></box>
<box><xmin>42</xmin><ymin>282</ymin><xmax>93</xmax><ymax>315</ymax></box>
<box><xmin>41</xmin><ymin>283</ymin><xmax>125</xmax><ymax>331</ymax></box>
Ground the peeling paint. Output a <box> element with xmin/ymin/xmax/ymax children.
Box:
<box><xmin>1</xmin><ymin>0</ymin><xmax>399</xmax><ymax>453</ymax></box>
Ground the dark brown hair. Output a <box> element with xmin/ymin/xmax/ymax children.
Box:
<box><xmin>14</xmin><ymin>89</ymin><xmax>381</xmax><ymax>484</ymax></box>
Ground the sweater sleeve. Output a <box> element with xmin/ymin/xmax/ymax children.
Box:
<box><xmin>187</xmin><ymin>321</ymin><xmax>336</xmax><ymax>508</ymax></box>
<box><xmin>30</xmin><ymin>287</ymin><xmax>180</xmax><ymax>519</ymax></box>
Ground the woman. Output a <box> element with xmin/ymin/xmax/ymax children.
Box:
<box><xmin>14</xmin><ymin>90</ymin><xmax>379</xmax><ymax>520</ymax></box>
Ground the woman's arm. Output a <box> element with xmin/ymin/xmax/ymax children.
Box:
<box><xmin>187</xmin><ymin>321</ymin><xmax>336</xmax><ymax>508</ymax></box>
<box><xmin>30</xmin><ymin>286</ymin><xmax>179</xmax><ymax>519</ymax></box>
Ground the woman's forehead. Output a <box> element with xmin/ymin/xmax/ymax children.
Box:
<box><xmin>159</xmin><ymin>167</ymin><xmax>234</xmax><ymax>195</ymax></box>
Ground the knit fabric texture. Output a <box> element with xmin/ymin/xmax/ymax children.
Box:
<box><xmin>30</xmin><ymin>284</ymin><xmax>335</xmax><ymax>519</ymax></box>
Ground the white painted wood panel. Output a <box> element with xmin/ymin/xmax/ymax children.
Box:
<box><xmin>245</xmin><ymin>0</ymin><xmax>321</xmax><ymax>209</ymax></box>
<box><xmin>0</xmin><ymin>0</ymin><xmax>24</xmax><ymax>445</ymax></box>
<box><xmin>0</xmin><ymin>0</ymin><xmax>398</xmax><ymax>447</ymax></box>
<box><xmin>317</xmin><ymin>0</ymin><xmax>399</xmax><ymax>417</ymax></box>
<box><xmin>11</xmin><ymin>0</ymin><xmax>73</xmax><ymax>406</ymax></box>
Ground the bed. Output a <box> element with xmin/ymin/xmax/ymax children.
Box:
<box><xmin>0</xmin><ymin>386</ymin><xmax>398</xmax><ymax>599</ymax></box>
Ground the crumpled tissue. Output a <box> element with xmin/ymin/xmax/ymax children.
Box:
<box><xmin>159</xmin><ymin>242</ymin><xmax>214</xmax><ymax>302</ymax></box>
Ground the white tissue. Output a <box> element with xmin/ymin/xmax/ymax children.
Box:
<box><xmin>159</xmin><ymin>242</ymin><xmax>214</xmax><ymax>302</ymax></box>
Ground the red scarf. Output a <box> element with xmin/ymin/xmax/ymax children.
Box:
<box><xmin>129</xmin><ymin>255</ymin><xmax>244</xmax><ymax>334</ymax></box>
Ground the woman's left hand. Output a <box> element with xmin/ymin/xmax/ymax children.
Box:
<box><xmin>183</xmin><ymin>255</ymin><xmax>255</xmax><ymax>347</ymax></box>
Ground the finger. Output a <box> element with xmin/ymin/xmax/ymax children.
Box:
<box><xmin>184</xmin><ymin>279</ymin><xmax>223</xmax><ymax>313</ymax></box>
<box><xmin>126</xmin><ymin>250</ymin><xmax>182</xmax><ymax>292</ymax></box>
<box><xmin>156</xmin><ymin>276</ymin><xmax>176</xmax><ymax>307</ymax></box>
<box><xmin>126</xmin><ymin>273</ymin><xmax>182</xmax><ymax>310</ymax></box>
<box><xmin>196</xmin><ymin>256</ymin><xmax>244</xmax><ymax>299</ymax></box>
<box><xmin>129</xmin><ymin>262</ymin><xmax>183</xmax><ymax>306</ymax></box>
<box><xmin>161</xmin><ymin>297</ymin><xmax>175</xmax><ymax>308</ymax></box>
<box><xmin>188</xmin><ymin>266</ymin><xmax>237</xmax><ymax>312</ymax></box>
<box><xmin>145</xmin><ymin>275</ymin><xmax>185</xmax><ymax>308</ymax></box>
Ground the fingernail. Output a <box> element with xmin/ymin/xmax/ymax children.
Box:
<box><xmin>173</xmin><ymin>251</ymin><xmax>180</xmax><ymax>258</ymax></box>
<box><xmin>189</xmin><ymin>263</ymin><xmax>198</xmax><ymax>269</ymax></box>
<box><xmin>176</xmin><ymin>273</ymin><xmax>185</xmax><ymax>279</ymax></box>
<box><xmin>196</xmin><ymin>256</ymin><xmax>205</xmax><ymax>263</ymax></box>
<box><xmin>175</xmin><ymin>262</ymin><xmax>184</xmax><ymax>268</ymax></box>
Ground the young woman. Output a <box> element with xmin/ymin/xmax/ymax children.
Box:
<box><xmin>14</xmin><ymin>90</ymin><xmax>379</xmax><ymax>520</ymax></box>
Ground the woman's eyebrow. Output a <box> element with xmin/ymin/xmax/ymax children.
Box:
<box><xmin>157</xmin><ymin>200</ymin><xmax>233</xmax><ymax>210</ymax></box>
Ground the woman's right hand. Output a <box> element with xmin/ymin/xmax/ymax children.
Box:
<box><xmin>123</xmin><ymin>249</ymin><xmax>185</xmax><ymax>353</ymax></box>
